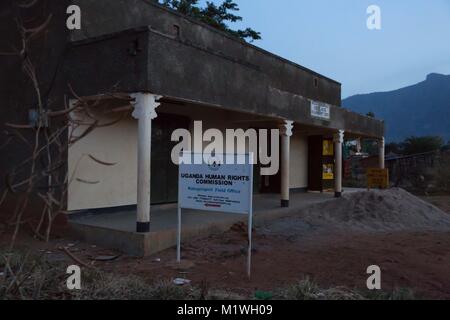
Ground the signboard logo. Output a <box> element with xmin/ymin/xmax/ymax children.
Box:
<box><xmin>311</xmin><ymin>101</ymin><xmax>331</xmax><ymax>120</ymax></box>
<box><xmin>207</xmin><ymin>156</ymin><xmax>222</xmax><ymax>171</ymax></box>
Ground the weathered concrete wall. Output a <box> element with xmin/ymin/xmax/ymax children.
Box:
<box><xmin>65</xmin><ymin>28</ymin><xmax>150</xmax><ymax>96</ymax></box>
<box><xmin>71</xmin><ymin>0</ymin><xmax>342</xmax><ymax>106</ymax></box>
<box><xmin>146</xmin><ymin>28</ymin><xmax>384</xmax><ymax>138</ymax></box>
<box><xmin>66</xmin><ymin>27</ymin><xmax>384</xmax><ymax>138</ymax></box>
<box><xmin>65</xmin><ymin>1</ymin><xmax>384</xmax><ymax>138</ymax></box>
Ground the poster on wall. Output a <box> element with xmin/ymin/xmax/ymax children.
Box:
<box><xmin>323</xmin><ymin>139</ymin><xmax>334</xmax><ymax>156</ymax></box>
<box><xmin>323</xmin><ymin>164</ymin><xmax>334</xmax><ymax>180</ymax></box>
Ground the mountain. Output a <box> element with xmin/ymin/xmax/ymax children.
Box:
<box><xmin>342</xmin><ymin>73</ymin><xmax>450</xmax><ymax>143</ymax></box>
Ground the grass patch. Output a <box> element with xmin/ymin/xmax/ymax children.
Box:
<box><xmin>275</xmin><ymin>277</ymin><xmax>364</xmax><ymax>300</ymax></box>
<box><xmin>0</xmin><ymin>250</ymin><xmax>67</xmax><ymax>300</ymax></box>
<box><xmin>0</xmin><ymin>248</ymin><xmax>199</xmax><ymax>300</ymax></box>
<box><xmin>360</xmin><ymin>287</ymin><xmax>417</xmax><ymax>300</ymax></box>
<box><xmin>1</xmin><ymin>249</ymin><xmax>419</xmax><ymax>300</ymax></box>
<box><xmin>273</xmin><ymin>277</ymin><xmax>418</xmax><ymax>301</ymax></box>
<box><xmin>72</xmin><ymin>271</ymin><xmax>199</xmax><ymax>300</ymax></box>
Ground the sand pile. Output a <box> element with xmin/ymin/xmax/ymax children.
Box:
<box><xmin>302</xmin><ymin>188</ymin><xmax>450</xmax><ymax>232</ymax></box>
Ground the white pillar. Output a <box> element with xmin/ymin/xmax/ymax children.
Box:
<box><xmin>356</xmin><ymin>138</ymin><xmax>362</xmax><ymax>154</ymax></box>
<box><xmin>379</xmin><ymin>137</ymin><xmax>385</xmax><ymax>169</ymax></box>
<box><xmin>280</xmin><ymin>120</ymin><xmax>294</xmax><ymax>207</ymax></box>
<box><xmin>334</xmin><ymin>130</ymin><xmax>344</xmax><ymax>198</ymax></box>
<box><xmin>131</xmin><ymin>93</ymin><xmax>161</xmax><ymax>233</ymax></box>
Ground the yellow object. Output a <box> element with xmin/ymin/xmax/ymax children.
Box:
<box><xmin>323</xmin><ymin>164</ymin><xmax>334</xmax><ymax>180</ymax></box>
<box><xmin>367</xmin><ymin>168</ymin><xmax>389</xmax><ymax>189</ymax></box>
<box><xmin>323</xmin><ymin>140</ymin><xmax>334</xmax><ymax>156</ymax></box>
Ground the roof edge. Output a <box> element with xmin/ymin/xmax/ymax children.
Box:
<box><xmin>86</xmin><ymin>0</ymin><xmax>342</xmax><ymax>86</ymax></box>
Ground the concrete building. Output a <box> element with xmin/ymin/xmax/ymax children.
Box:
<box><xmin>1</xmin><ymin>1</ymin><xmax>384</xmax><ymax>255</ymax></box>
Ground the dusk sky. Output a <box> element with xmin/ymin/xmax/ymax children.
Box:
<box><xmin>204</xmin><ymin>0</ymin><xmax>450</xmax><ymax>98</ymax></box>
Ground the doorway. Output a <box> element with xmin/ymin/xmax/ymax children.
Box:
<box><xmin>151</xmin><ymin>113</ymin><xmax>190</xmax><ymax>204</ymax></box>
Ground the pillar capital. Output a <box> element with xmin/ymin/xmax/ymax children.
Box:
<box><xmin>279</xmin><ymin>120</ymin><xmax>294</xmax><ymax>137</ymax></box>
<box><xmin>131</xmin><ymin>93</ymin><xmax>162</xmax><ymax>120</ymax></box>
<box><xmin>333</xmin><ymin>130</ymin><xmax>345</xmax><ymax>144</ymax></box>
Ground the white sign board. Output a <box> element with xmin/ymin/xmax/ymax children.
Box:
<box><xmin>177</xmin><ymin>153</ymin><xmax>254</xmax><ymax>278</ymax></box>
<box><xmin>311</xmin><ymin>101</ymin><xmax>331</xmax><ymax>120</ymax></box>
<box><xmin>179</xmin><ymin>154</ymin><xmax>253</xmax><ymax>214</ymax></box>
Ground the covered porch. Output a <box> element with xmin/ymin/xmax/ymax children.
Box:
<box><xmin>69</xmin><ymin>189</ymin><xmax>363</xmax><ymax>256</ymax></box>
<box><xmin>67</xmin><ymin>94</ymin><xmax>385</xmax><ymax>232</ymax></box>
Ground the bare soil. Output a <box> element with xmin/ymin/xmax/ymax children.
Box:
<box><xmin>3</xmin><ymin>191</ymin><xmax>450</xmax><ymax>299</ymax></box>
<box><xmin>420</xmin><ymin>196</ymin><xmax>450</xmax><ymax>214</ymax></box>
<box><xmin>99</xmin><ymin>229</ymin><xmax>449</xmax><ymax>299</ymax></box>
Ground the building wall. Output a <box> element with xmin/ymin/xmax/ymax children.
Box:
<box><xmin>66</xmin><ymin>1</ymin><xmax>384</xmax><ymax>139</ymax></box>
<box><xmin>68</xmin><ymin>111</ymin><xmax>138</xmax><ymax>211</ymax></box>
<box><xmin>290</xmin><ymin>133</ymin><xmax>308</xmax><ymax>189</ymax></box>
<box><xmin>72</xmin><ymin>0</ymin><xmax>342</xmax><ymax>106</ymax></box>
<box><xmin>67</xmin><ymin>101</ymin><xmax>310</xmax><ymax>211</ymax></box>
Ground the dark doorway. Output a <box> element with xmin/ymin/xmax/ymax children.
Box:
<box><xmin>260</xmin><ymin>134</ymin><xmax>281</xmax><ymax>194</ymax></box>
<box><xmin>308</xmin><ymin>135</ymin><xmax>323</xmax><ymax>192</ymax></box>
<box><xmin>151</xmin><ymin>113</ymin><xmax>190</xmax><ymax>204</ymax></box>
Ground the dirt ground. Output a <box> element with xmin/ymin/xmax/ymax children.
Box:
<box><xmin>3</xmin><ymin>193</ymin><xmax>450</xmax><ymax>299</ymax></box>
<box><xmin>421</xmin><ymin>196</ymin><xmax>450</xmax><ymax>214</ymax></box>
<box><xmin>107</xmin><ymin>229</ymin><xmax>450</xmax><ymax>299</ymax></box>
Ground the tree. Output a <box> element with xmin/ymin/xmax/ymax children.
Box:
<box><xmin>385</xmin><ymin>142</ymin><xmax>401</xmax><ymax>155</ymax></box>
<box><xmin>402</xmin><ymin>136</ymin><xmax>444</xmax><ymax>155</ymax></box>
<box><xmin>366</xmin><ymin>111</ymin><xmax>375</xmax><ymax>118</ymax></box>
<box><xmin>158</xmin><ymin>0</ymin><xmax>261</xmax><ymax>42</ymax></box>
<box><xmin>362</xmin><ymin>139</ymin><xmax>378</xmax><ymax>156</ymax></box>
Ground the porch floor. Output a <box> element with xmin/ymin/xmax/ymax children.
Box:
<box><xmin>68</xmin><ymin>189</ymin><xmax>363</xmax><ymax>256</ymax></box>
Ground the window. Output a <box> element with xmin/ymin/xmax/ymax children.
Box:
<box><xmin>173</xmin><ymin>24</ymin><xmax>181</xmax><ymax>37</ymax></box>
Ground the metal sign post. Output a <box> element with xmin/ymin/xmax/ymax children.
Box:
<box><xmin>177</xmin><ymin>152</ymin><xmax>254</xmax><ymax>278</ymax></box>
<box><xmin>177</xmin><ymin>204</ymin><xmax>182</xmax><ymax>263</ymax></box>
<box><xmin>246</xmin><ymin>162</ymin><xmax>254</xmax><ymax>278</ymax></box>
